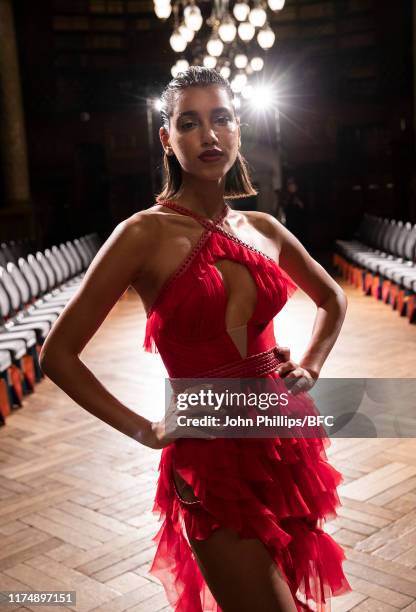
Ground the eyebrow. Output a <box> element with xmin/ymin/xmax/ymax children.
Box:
<box><xmin>177</xmin><ymin>107</ymin><xmax>232</xmax><ymax>120</ymax></box>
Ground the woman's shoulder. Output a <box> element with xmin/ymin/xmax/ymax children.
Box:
<box><xmin>120</xmin><ymin>205</ymin><xmax>174</xmax><ymax>238</ymax></box>
<box><xmin>232</xmin><ymin>208</ymin><xmax>284</xmax><ymax>241</ymax></box>
<box><xmin>119</xmin><ymin>204</ymin><xmax>199</xmax><ymax>254</ymax></box>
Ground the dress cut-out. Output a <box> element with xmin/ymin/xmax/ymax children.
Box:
<box><xmin>143</xmin><ymin>200</ymin><xmax>352</xmax><ymax>611</ymax></box>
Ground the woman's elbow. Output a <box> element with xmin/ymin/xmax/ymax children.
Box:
<box><xmin>39</xmin><ymin>343</ymin><xmax>74</xmax><ymax>376</ymax></box>
<box><xmin>39</xmin><ymin>346</ymin><xmax>55</xmax><ymax>375</ymax></box>
<box><xmin>338</xmin><ymin>289</ymin><xmax>348</xmax><ymax>310</ymax></box>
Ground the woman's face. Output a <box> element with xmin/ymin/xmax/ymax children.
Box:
<box><xmin>160</xmin><ymin>85</ymin><xmax>240</xmax><ymax>183</ymax></box>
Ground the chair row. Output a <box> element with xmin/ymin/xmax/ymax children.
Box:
<box><xmin>334</xmin><ymin>215</ymin><xmax>416</xmax><ymax>323</ymax></box>
<box><xmin>0</xmin><ymin>238</ymin><xmax>36</xmax><ymax>268</ymax></box>
<box><xmin>0</xmin><ymin>233</ymin><xmax>101</xmax><ymax>425</ymax></box>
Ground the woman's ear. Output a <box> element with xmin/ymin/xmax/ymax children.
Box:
<box><xmin>159</xmin><ymin>126</ymin><xmax>172</xmax><ymax>155</ymax></box>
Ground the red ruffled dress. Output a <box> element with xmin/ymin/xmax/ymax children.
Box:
<box><xmin>143</xmin><ymin>200</ymin><xmax>352</xmax><ymax>611</ymax></box>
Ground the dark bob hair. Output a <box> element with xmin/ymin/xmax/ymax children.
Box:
<box><xmin>156</xmin><ymin>66</ymin><xmax>258</xmax><ymax>202</ymax></box>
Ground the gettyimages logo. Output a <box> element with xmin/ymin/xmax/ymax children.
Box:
<box><xmin>162</xmin><ymin>377</ymin><xmax>416</xmax><ymax>439</ymax></box>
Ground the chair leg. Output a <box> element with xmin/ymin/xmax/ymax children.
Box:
<box><xmin>406</xmin><ymin>293</ymin><xmax>416</xmax><ymax>323</ymax></box>
<box><xmin>371</xmin><ymin>275</ymin><xmax>381</xmax><ymax>299</ymax></box>
<box><xmin>396</xmin><ymin>289</ymin><xmax>407</xmax><ymax>316</ymax></box>
<box><xmin>389</xmin><ymin>283</ymin><xmax>398</xmax><ymax>309</ymax></box>
<box><xmin>9</xmin><ymin>364</ymin><xmax>23</xmax><ymax>407</ymax></box>
<box><xmin>407</xmin><ymin>294</ymin><xmax>416</xmax><ymax>323</ymax></box>
<box><xmin>364</xmin><ymin>272</ymin><xmax>373</xmax><ymax>295</ymax></box>
<box><xmin>0</xmin><ymin>374</ymin><xmax>11</xmax><ymax>422</ymax></box>
<box><xmin>381</xmin><ymin>280</ymin><xmax>391</xmax><ymax>303</ymax></box>
<box><xmin>22</xmin><ymin>355</ymin><xmax>36</xmax><ymax>391</ymax></box>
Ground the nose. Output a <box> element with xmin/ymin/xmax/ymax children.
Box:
<box><xmin>200</xmin><ymin>122</ymin><xmax>219</xmax><ymax>145</ymax></box>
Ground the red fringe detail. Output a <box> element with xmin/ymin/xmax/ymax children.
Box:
<box><xmin>143</xmin><ymin>316</ymin><xmax>159</xmax><ymax>354</ymax></box>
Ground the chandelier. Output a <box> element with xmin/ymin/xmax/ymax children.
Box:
<box><xmin>153</xmin><ymin>0</ymin><xmax>285</xmax><ymax>95</ymax></box>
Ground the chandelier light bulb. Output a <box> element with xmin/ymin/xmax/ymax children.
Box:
<box><xmin>184</xmin><ymin>4</ymin><xmax>203</xmax><ymax>31</ymax></box>
<box><xmin>170</xmin><ymin>29</ymin><xmax>187</xmax><ymax>52</ymax></box>
<box><xmin>233</xmin><ymin>2</ymin><xmax>250</xmax><ymax>21</ymax></box>
<box><xmin>238</xmin><ymin>21</ymin><xmax>255</xmax><ymax>41</ymax></box>
<box><xmin>218</xmin><ymin>13</ymin><xmax>237</xmax><ymax>42</ymax></box>
<box><xmin>203</xmin><ymin>55</ymin><xmax>217</xmax><ymax>69</ymax></box>
<box><xmin>171</xmin><ymin>64</ymin><xmax>180</xmax><ymax>77</ymax></box>
<box><xmin>257</xmin><ymin>24</ymin><xmax>275</xmax><ymax>49</ymax></box>
<box><xmin>250</xmin><ymin>56</ymin><xmax>264</xmax><ymax>71</ymax></box>
<box><xmin>249</xmin><ymin>6</ymin><xmax>267</xmax><ymax>28</ymax></box>
<box><xmin>154</xmin><ymin>2</ymin><xmax>171</xmax><ymax>18</ymax></box>
<box><xmin>176</xmin><ymin>58</ymin><xmax>189</xmax><ymax>72</ymax></box>
<box><xmin>234</xmin><ymin>53</ymin><xmax>248</xmax><ymax>69</ymax></box>
<box><xmin>179</xmin><ymin>23</ymin><xmax>195</xmax><ymax>42</ymax></box>
<box><xmin>267</xmin><ymin>0</ymin><xmax>285</xmax><ymax>9</ymax></box>
<box><xmin>220</xmin><ymin>65</ymin><xmax>231</xmax><ymax>79</ymax></box>
<box><xmin>207</xmin><ymin>35</ymin><xmax>224</xmax><ymax>57</ymax></box>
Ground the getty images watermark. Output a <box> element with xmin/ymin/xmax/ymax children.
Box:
<box><xmin>175</xmin><ymin>383</ymin><xmax>333</xmax><ymax>430</ymax></box>
<box><xmin>162</xmin><ymin>377</ymin><xmax>416</xmax><ymax>439</ymax></box>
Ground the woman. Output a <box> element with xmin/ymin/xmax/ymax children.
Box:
<box><xmin>40</xmin><ymin>67</ymin><xmax>352</xmax><ymax>611</ymax></box>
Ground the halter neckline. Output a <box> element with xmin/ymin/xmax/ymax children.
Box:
<box><xmin>157</xmin><ymin>200</ymin><xmax>229</xmax><ymax>226</ymax></box>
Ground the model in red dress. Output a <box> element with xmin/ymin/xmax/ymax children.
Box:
<box><xmin>39</xmin><ymin>65</ymin><xmax>353</xmax><ymax>612</ymax></box>
<box><xmin>143</xmin><ymin>199</ymin><xmax>352</xmax><ymax>611</ymax></box>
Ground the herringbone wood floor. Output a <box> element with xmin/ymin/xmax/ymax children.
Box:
<box><xmin>1</xmin><ymin>278</ymin><xmax>416</xmax><ymax>611</ymax></box>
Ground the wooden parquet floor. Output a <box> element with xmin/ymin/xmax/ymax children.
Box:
<box><xmin>0</xmin><ymin>279</ymin><xmax>415</xmax><ymax>612</ymax></box>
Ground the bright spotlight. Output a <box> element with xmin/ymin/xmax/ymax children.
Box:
<box><xmin>153</xmin><ymin>98</ymin><xmax>163</xmax><ymax>111</ymax></box>
<box><xmin>249</xmin><ymin>85</ymin><xmax>275</xmax><ymax>110</ymax></box>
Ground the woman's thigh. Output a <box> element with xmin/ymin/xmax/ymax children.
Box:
<box><xmin>188</xmin><ymin>527</ymin><xmax>298</xmax><ymax>612</ymax></box>
<box><xmin>172</xmin><ymin>468</ymin><xmax>298</xmax><ymax>612</ymax></box>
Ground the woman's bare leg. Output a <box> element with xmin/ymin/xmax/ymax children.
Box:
<box><xmin>172</xmin><ymin>467</ymin><xmax>298</xmax><ymax>612</ymax></box>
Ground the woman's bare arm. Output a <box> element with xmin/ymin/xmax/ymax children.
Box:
<box><xmin>39</xmin><ymin>213</ymin><xmax>157</xmax><ymax>446</ymax></box>
<box><xmin>260</xmin><ymin>214</ymin><xmax>348</xmax><ymax>379</ymax></box>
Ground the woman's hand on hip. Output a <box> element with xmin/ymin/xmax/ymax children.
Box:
<box><xmin>276</xmin><ymin>350</ymin><xmax>319</xmax><ymax>395</ymax></box>
<box><xmin>141</xmin><ymin>383</ymin><xmax>217</xmax><ymax>449</ymax></box>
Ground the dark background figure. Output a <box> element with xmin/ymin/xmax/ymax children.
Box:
<box><xmin>282</xmin><ymin>176</ymin><xmax>308</xmax><ymax>248</ymax></box>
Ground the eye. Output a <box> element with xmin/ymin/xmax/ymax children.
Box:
<box><xmin>215</xmin><ymin>115</ymin><xmax>231</xmax><ymax>124</ymax></box>
<box><xmin>181</xmin><ymin>120</ymin><xmax>196</xmax><ymax>129</ymax></box>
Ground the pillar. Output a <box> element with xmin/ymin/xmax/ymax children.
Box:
<box><xmin>0</xmin><ymin>0</ymin><xmax>34</xmax><ymax>241</ymax></box>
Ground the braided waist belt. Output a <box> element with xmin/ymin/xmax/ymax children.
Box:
<box><xmin>184</xmin><ymin>345</ymin><xmax>284</xmax><ymax>380</ymax></box>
